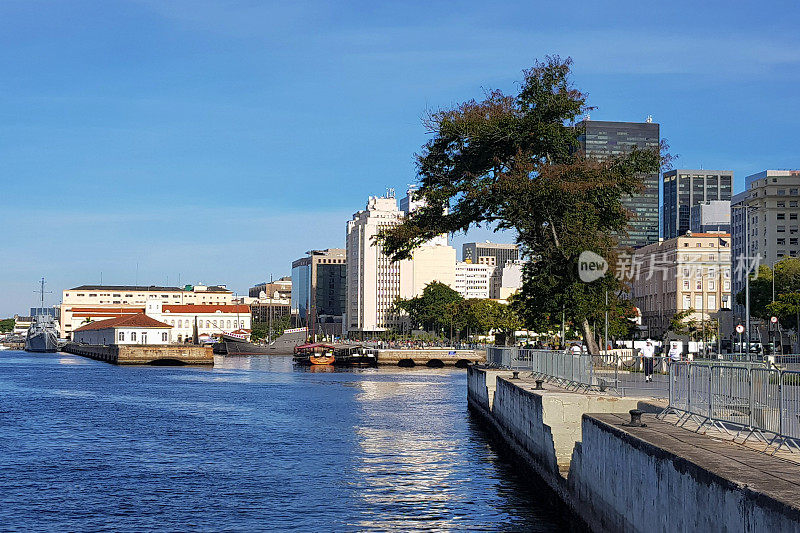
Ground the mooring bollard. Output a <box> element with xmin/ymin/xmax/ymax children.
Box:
<box><xmin>627</xmin><ymin>409</ymin><xmax>646</xmax><ymax>427</ymax></box>
<box><xmin>511</xmin><ymin>371</ymin><xmax>519</xmax><ymax>379</ymax></box>
<box><xmin>535</xmin><ymin>379</ymin><xmax>544</xmax><ymax>390</ymax></box>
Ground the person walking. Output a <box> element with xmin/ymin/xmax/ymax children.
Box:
<box><xmin>642</xmin><ymin>339</ymin><xmax>655</xmax><ymax>382</ymax></box>
<box><xmin>668</xmin><ymin>342</ymin><xmax>681</xmax><ymax>380</ymax></box>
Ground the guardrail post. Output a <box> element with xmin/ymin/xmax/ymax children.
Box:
<box><xmin>779</xmin><ymin>370</ymin><xmax>784</xmax><ymax>439</ymax></box>
<box><xmin>708</xmin><ymin>365</ymin><xmax>713</xmax><ymax>418</ymax></box>
<box><xmin>748</xmin><ymin>367</ymin><xmax>754</xmax><ymax>430</ymax></box>
<box><xmin>687</xmin><ymin>363</ymin><xmax>693</xmax><ymax>414</ymax></box>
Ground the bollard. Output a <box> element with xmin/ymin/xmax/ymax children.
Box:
<box><xmin>626</xmin><ymin>409</ymin><xmax>646</xmax><ymax>427</ymax></box>
<box><xmin>535</xmin><ymin>379</ymin><xmax>544</xmax><ymax>390</ymax></box>
<box><xmin>511</xmin><ymin>371</ymin><xmax>519</xmax><ymax>379</ymax></box>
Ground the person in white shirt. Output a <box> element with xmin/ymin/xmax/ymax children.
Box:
<box><xmin>570</xmin><ymin>343</ymin><xmax>581</xmax><ymax>356</ymax></box>
<box><xmin>668</xmin><ymin>343</ymin><xmax>681</xmax><ymax>362</ymax></box>
<box><xmin>641</xmin><ymin>340</ymin><xmax>655</xmax><ymax>382</ymax></box>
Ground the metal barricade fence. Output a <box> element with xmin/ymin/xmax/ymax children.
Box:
<box><xmin>782</xmin><ymin>372</ymin><xmax>800</xmax><ymax>440</ymax></box>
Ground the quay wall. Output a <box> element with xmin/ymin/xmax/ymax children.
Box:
<box><xmin>377</xmin><ymin>349</ymin><xmax>484</xmax><ymax>366</ymax></box>
<box><xmin>466</xmin><ymin>366</ymin><xmax>800</xmax><ymax>533</ymax></box>
<box><xmin>570</xmin><ymin>414</ymin><xmax>800</xmax><ymax>533</ymax></box>
<box><xmin>64</xmin><ymin>343</ymin><xmax>213</xmax><ymax>365</ymax></box>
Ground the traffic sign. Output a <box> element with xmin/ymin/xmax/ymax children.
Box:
<box><xmin>736</xmin><ymin>324</ymin><xmax>745</xmax><ymax>334</ymax></box>
<box><xmin>771</xmin><ymin>316</ymin><xmax>778</xmax><ymax>324</ymax></box>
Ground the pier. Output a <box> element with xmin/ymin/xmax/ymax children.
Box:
<box><xmin>63</xmin><ymin>343</ymin><xmax>213</xmax><ymax>365</ymax></box>
<box><xmin>468</xmin><ymin>366</ymin><xmax>800</xmax><ymax>532</ymax></box>
<box><xmin>376</xmin><ymin>348</ymin><xmax>484</xmax><ymax>367</ymax></box>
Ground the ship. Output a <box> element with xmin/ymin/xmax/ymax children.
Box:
<box><xmin>25</xmin><ymin>314</ymin><xmax>59</xmax><ymax>353</ymax></box>
<box><xmin>25</xmin><ymin>278</ymin><xmax>59</xmax><ymax>353</ymax></box>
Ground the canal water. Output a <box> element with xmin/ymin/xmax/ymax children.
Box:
<box><xmin>0</xmin><ymin>351</ymin><xmax>569</xmax><ymax>531</ymax></box>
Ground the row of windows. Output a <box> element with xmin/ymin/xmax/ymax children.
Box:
<box><xmin>117</xmin><ymin>331</ymin><xmax>169</xmax><ymax>342</ymax></box>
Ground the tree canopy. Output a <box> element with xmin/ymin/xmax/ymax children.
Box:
<box><xmin>378</xmin><ymin>57</ymin><xmax>664</xmax><ymax>353</ymax></box>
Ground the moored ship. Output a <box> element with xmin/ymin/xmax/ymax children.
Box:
<box><xmin>25</xmin><ymin>315</ymin><xmax>59</xmax><ymax>353</ymax></box>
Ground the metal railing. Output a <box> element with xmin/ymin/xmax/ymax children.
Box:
<box><xmin>663</xmin><ymin>361</ymin><xmax>800</xmax><ymax>452</ymax></box>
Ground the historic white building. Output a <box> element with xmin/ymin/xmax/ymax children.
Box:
<box><xmin>59</xmin><ymin>284</ymin><xmax>234</xmax><ymax>339</ymax></box>
<box><xmin>145</xmin><ymin>301</ymin><xmax>251</xmax><ymax>344</ymax></box>
<box><xmin>72</xmin><ymin>314</ymin><xmax>172</xmax><ymax>345</ymax></box>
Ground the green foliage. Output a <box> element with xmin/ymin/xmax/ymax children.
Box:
<box><xmin>250</xmin><ymin>315</ymin><xmax>291</xmax><ymax>341</ymax></box>
<box><xmin>395</xmin><ymin>281</ymin><xmax>464</xmax><ymax>333</ymax></box>
<box><xmin>377</xmin><ymin>57</ymin><xmax>664</xmax><ymax>353</ymax></box>
<box><xmin>0</xmin><ymin>318</ymin><xmax>13</xmax><ymax>333</ymax></box>
<box><xmin>736</xmin><ymin>258</ymin><xmax>800</xmax><ymax>328</ymax></box>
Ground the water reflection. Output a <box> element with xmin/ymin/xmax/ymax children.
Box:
<box><xmin>0</xmin><ymin>351</ymin><xmax>568</xmax><ymax>531</ymax></box>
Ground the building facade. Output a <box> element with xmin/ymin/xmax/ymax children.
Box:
<box><xmin>59</xmin><ymin>284</ymin><xmax>234</xmax><ymax>339</ymax></box>
<box><xmin>72</xmin><ymin>314</ymin><xmax>172</xmax><ymax>345</ymax></box>
<box><xmin>249</xmin><ymin>277</ymin><xmax>292</xmax><ymax>299</ymax></box>
<box><xmin>631</xmin><ymin>233</ymin><xmax>732</xmax><ymax>338</ymax></box>
<box><xmin>731</xmin><ymin>170</ymin><xmax>800</xmax><ymax>321</ymax></box>
<box><xmin>663</xmin><ymin>169</ymin><xmax>733</xmax><ymax>239</ymax></box>
<box><xmin>690</xmin><ymin>200</ymin><xmax>731</xmax><ymax>234</ymax></box>
<box><xmin>454</xmin><ymin>262</ymin><xmax>492</xmax><ymax>299</ymax></box>
<box><xmin>345</xmin><ymin>192</ymin><xmax>456</xmax><ymax>336</ymax></box>
<box><xmin>291</xmin><ymin>249</ymin><xmax>347</xmax><ymax>335</ymax></box>
<box><xmin>145</xmin><ymin>301</ymin><xmax>251</xmax><ymax>344</ymax></box>
<box><xmin>577</xmin><ymin>119</ymin><xmax>660</xmax><ymax>248</ymax></box>
<box><xmin>462</xmin><ymin>242</ymin><xmax>519</xmax><ymax>267</ymax></box>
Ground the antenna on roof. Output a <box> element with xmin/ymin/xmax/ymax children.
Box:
<box><xmin>645</xmin><ymin>115</ymin><xmax>653</xmax><ymax>123</ymax></box>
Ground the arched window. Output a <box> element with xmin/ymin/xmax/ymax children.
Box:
<box><xmin>162</xmin><ymin>332</ymin><xmax>168</xmax><ymax>342</ymax></box>
<box><xmin>212</xmin><ymin>320</ymin><xmax>217</xmax><ymax>327</ymax></box>
<box><xmin>118</xmin><ymin>332</ymin><xmax>125</xmax><ymax>342</ymax></box>
<box><xmin>178</xmin><ymin>320</ymin><xmax>182</xmax><ymax>328</ymax></box>
<box><xmin>131</xmin><ymin>332</ymin><xmax>137</xmax><ymax>341</ymax></box>
<box><xmin>206</xmin><ymin>321</ymin><xmax>211</xmax><ymax>328</ymax></box>
<box><xmin>227</xmin><ymin>320</ymin><xmax>231</xmax><ymax>328</ymax></box>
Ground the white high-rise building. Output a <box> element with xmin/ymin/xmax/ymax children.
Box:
<box><xmin>454</xmin><ymin>261</ymin><xmax>492</xmax><ymax>299</ymax></box>
<box><xmin>345</xmin><ymin>189</ymin><xmax>456</xmax><ymax>336</ymax></box>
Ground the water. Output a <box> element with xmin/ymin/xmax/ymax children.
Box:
<box><xmin>0</xmin><ymin>351</ymin><xmax>569</xmax><ymax>531</ymax></box>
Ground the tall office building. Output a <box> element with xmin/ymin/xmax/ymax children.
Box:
<box><xmin>663</xmin><ymin>169</ymin><xmax>733</xmax><ymax>239</ymax></box>
<box><xmin>577</xmin><ymin>119</ymin><xmax>660</xmax><ymax>248</ymax></box>
<box><xmin>345</xmin><ymin>191</ymin><xmax>456</xmax><ymax>336</ymax></box>
<box><xmin>291</xmin><ymin>249</ymin><xmax>346</xmax><ymax>334</ymax></box>
<box><xmin>690</xmin><ymin>201</ymin><xmax>731</xmax><ymax>234</ymax></box>
<box><xmin>731</xmin><ymin>170</ymin><xmax>800</xmax><ymax>320</ymax></box>
<box><xmin>462</xmin><ymin>242</ymin><xmax>519</xmax><ymax>267</ymax></box>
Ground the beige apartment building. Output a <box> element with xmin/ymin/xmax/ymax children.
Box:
<box><xmin>59</xmin><ymin>284</ymin><xmax>234</xmax><ymax>339</ymax></box>
<box><xmin>631</xmin><ymin>233</ymin><xmax>731</xmax><ymax>338</ymax></box>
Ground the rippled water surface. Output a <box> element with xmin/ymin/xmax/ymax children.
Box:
<box><xmin>0</xmin><ymin>351</ymin><xmax>568</xmax><ymax>531</ymax></box>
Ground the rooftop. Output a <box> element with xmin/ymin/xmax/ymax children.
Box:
<box><xmin>68</xmin><ymin>284</ymin><xmax>231</xmax><ymax>293</ymax></box>
<box><xmin>74</xmin><ymin>314</ymin><xmax>172</xmax><ymax>332</ymax></box>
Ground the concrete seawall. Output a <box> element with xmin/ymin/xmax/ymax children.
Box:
<box><xmin>64</xmin><ymin>343</ymin><xmax>213</xmax><ymax>365</ymax></box>
<box><xmin>467</xmin><ymin>366</ymin><xmax>800</xmax><ymax>532</ymax></box>
<box><xmin>377</xmin><ymin>349</ymin><xmax>484</xmax><ymax>366</ymax></box>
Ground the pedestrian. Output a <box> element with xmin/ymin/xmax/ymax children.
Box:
<box><xmin>668</xmin><ymin>342</ymin><xmax>681</xmax><ymax>380</ymax></box>
<box><xmin>642</xmin><ymin>339</ymin><xmax>655</xmax><ymax>382</ymax></box>
<box><xmin>570</xmin><ymin>343</ymin><xmax>581</xmax><ymax>356</ymax></box>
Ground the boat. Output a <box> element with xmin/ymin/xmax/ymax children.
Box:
<box><xmin>213</xmin><ymin>330</ymin><xmax>273</xmax><ymax>355</ymax></box>
<box><xmin>309</xmin><ymin>352</ymin><xmax>335</xmax><ymax>365</ymax></box>
<box><xmin>25</xmin><ymin>278</ymin><xmax>59</xmax><ymax>353</ymax></box>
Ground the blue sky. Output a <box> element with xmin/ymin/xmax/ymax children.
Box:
<box><xmin>1</xmin><ymin>0</ymin><xmax>799</xmax><ymax>316</ymax></box>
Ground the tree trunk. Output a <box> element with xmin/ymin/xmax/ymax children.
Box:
<box><xmin>581</xmin><ymin>318</ymin><xmax>600</xmax><ymax>354</ymax></box>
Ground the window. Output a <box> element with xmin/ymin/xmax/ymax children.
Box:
<box><xmin>709</xmin><ymin>280</ymin><xmax>716</xmax><ymax>291</ymax></box>
<box><xmin>791</xmin><ymin>201</ymin><xmax>798</xmax><ymax>208</ymax></box>
<box><xmin>778</xmin><ymin>213</ymin><xmax>786</xmax><ymax>220</ymax></box>
<box><xmin>695</xmin><ymin>280</ymin><xmax>702</xmax><ymax>290</ymax></box>
<box><xmin>695</xmin><ymin>295</ymin><xmax>703</xmax><ymax>309</ymax></box>
<box><xmin>779</xmin><ymin>189</ymin><xmax>787</xmax><ymax>196</ymax></box>
<box><xmin>131</xmin><ymin>332</ymin><xmax>137</xmax><ymax>341</ymax></box>
<box><xmin>227</xmin><ymin>320</ymin><xmax>231</xmax><ymax>328</ymax></box>
<box><xmin>724</xmin><ymin>269</ymin><xmax>730</xmax><ymax>278</ymax></box>
<box><xmin>141</xmin><ymin>332</ymin><xmax>147</xmax><ymax>343</ymax></box>
<box><xmin>683</xmin><ymin>267</ymin><xmax>690</xmax><ymax>277</ymax></box>
<box><xmin>683</xmin><ymin>294</ymin><xmax>691</xmax><ymax>309</ymax></box>
<box><xmin>792</xmin><ymin>189</ymin><xmax>799</xmax><ymax>195</ymax></box>
<box><xmin>162</xmin><ymin>332</ymin><xmax>168</xmax><ymax>342</ymax></box>
<box><xmin>778</xmin><ymin>201</ymin><xmax>786</xmax><ymax>208</ymax></box>
<box><xmin>708</xmin><ymin>294</ymin><xmax>716</xmax><ymax>309</ymax></box>
<box><xmin>724</xmin><ymin>281</ymin><xmax>731</xmax><ymax>291</ymax></box>
<box><xmin>722</xmin><ymin>295</ymin><xmax>730</xmax><ymax>308</ymax></box>
<box><xmin>778</xmin><ymin>226</ymin><xmax>786</xmax><ymax>232</ymax></box>
<box><xmin>778</xmin><ymin>238</ymin><xmax>786</xmax><ymax>246</ymax></box>
<box><xmin>792</xmin><ymin>238</ymin><xmax>798</xmax><ymax>245</ymax></box>
<box><xmin>792</xmin><ymin>214</ymin><xmax>798</xmax><ymax>221</ymax></box>
<box><xmin>118</xmin><ymin>332</ymin><xmax>125</xmax><ymax>342</ymax></box>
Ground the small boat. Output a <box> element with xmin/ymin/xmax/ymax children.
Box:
<box><xmin>309</xmin><ymin>352</ymin><xmax>335</xmax><ymax>365</ymax></box>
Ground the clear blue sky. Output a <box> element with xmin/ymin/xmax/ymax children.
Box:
<box><xmin>2</xmin><ymin>1</ymin><xmax>799</xmax><ymax>316</ymax></box>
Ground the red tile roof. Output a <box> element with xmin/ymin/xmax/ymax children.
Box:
<box><xmin>74</xmin><ymin>313</ymin><xmax>173</xmax><ymax>332</ymax></box>
<box><xmin>162</xmin><ymin>305</ymin><xmax>250</xmax><ymax>313</ymax></box>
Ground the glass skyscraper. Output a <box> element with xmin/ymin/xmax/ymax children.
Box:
<box><xmin>577</xmin><ymin>119</ymin><xmax>660</xmax><ymax>249</ymax></box>
<box><xmin>662</xmin><ymin>169</ymin><xmax>733</xmax><ymax>239</ymax></box>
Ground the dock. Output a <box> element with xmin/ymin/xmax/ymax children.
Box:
<box><xmin>376</xmin><ymin>348</ymin><xmax>484</xmax><ymax>367</ymax></box>
<box><xmin>63</xmin><ymin>343</ymin><xmax>213</xmax><ymax>365</ymax></box>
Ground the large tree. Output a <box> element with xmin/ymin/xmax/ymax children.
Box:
<box><xmin>378</xmin><ymin>57</ymin><xmax>663</xmax><ymax>353</ymax></box>
<box><xmin>394</xmin><ymin>281</ymin><xmax>464</xmax><ymax>334</ymax></box>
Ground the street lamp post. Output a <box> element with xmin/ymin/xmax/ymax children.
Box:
<box><xmin>733</xmin><ymin>204</ymin><xmax>754</xmax><ymax>360</ymax></box>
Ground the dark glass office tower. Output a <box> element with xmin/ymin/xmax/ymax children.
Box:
<box><xmin>662</xmin><ymin>169</ymin><xmax>733</xmax><ymax>239</ymax></box>
<box><xmin>577</xmin><ymin>119</ymin><xmax>660</xmax><ymax>249</ymax></box>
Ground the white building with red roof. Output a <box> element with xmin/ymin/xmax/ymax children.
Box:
<box><xmin>72</xmin><ymin>314</ymin><xmax>173</xmax><ymax>346</ymax></box>
<box><xmin>145</xmin><ymin>301</ymin><xmax>251</xmax><ymax>344</ymax></box>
